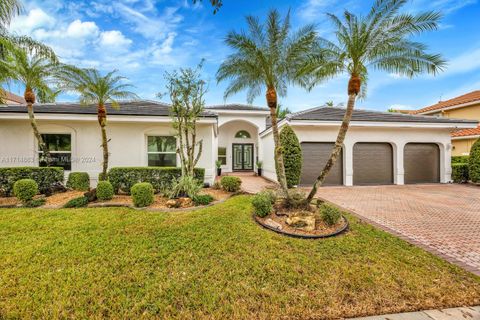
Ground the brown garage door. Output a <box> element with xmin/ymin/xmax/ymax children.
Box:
<box><xmin>353</xmin><ymin>143</ymin><xmax>393</xmax><ymax>185</ymax></box>
<box><xmin>404</xmin><ymin>143</ymin><xmax>440</xmax><ymax>184</ymax></box>
<box><xmin>300</xmin><ymin>142</ymin><xmax>343</xmax><ymax>186</ymax></box>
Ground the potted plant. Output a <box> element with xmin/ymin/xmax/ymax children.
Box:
<box><xmin>215</xmin><ymin>160</ymin><xmax>222</xmax><ymax>176</ymax></box>
<box><xmin>256</xmin><ymin>160</ymin><xmax>263</xmax><ymax>176</ymax></box>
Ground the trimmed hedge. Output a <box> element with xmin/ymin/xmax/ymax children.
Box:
<box><xmin>0</xmin><ymin>167</ymin><xmax>64</xmax><ymax>196</ymax></box>
<box><xmin>452</xmin><ymin>155</ymin><xmax>469</xmax><ymax>164</ymax></box>
<box><xmin>220</xmin><ymin>176</ymin><xmax>241</xmax><ymax>192</ymax></box>
<box><xmin>279</xmin><ymin>125</ymin><xmax>302</xmax><ymax>188</ymax></box>
<box><xmin>96</xmin><ymin>181</ymin><xmax>114</xmax><ymax>201</ymax></box>
<box><xmin>67</xmin><ymin>172</ymin><xmax>90</xmax><ymax>191</ymax></box>
<box><xmin>13</xmin><ymin>179</ymin><xmax>38</xmax><ymax>203</ymax></box>
<box><xmin>108</xmin><ymin>167</ymin><xmax>205</xmax><ymax>194</ymax></box>
<box><xmin>131</xmin><ymin>182</ymin><xmax>154</xmax><ymax>207</ymax></box>
<box><xmin>194</xmin><ymin>194</ymin><xmax>214</xmax><ymax>206</ymax></box>
<box><xmin>469</xmin><ymin>138</ymin><xmax>480</xmax><ymax>183</ymax></box>
<box><xmin>452</xmin><ymin>163</ymin><xmax>469</xmax><ymax>183</ymax></box>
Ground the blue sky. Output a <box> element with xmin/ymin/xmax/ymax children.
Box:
<box><xmin>8</xmin><ymin>0</ymin><xmax>480</xmax><ymax>112</ymax></box>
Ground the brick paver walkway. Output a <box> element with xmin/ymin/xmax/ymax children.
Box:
<box><xmin>316</xmin><ymin>184</ymin><xmax>480</xmax><ymax>275</ymax></box>
<box><xmin>220</xmin><ymin>172</ymin><xmax>277</xmax><ymax>194</ymax></box>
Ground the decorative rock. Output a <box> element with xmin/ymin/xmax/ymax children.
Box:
<box><xmin>178</xmin><ymin>197</ymin><xmax>193</xmax><ymax>208</ymax></box>
<box><xmin>264</xmin><ymin>218</ymin><xmax>282</xmax><ymax>230</ymax></box>
<box><xmin>166</xmin><ymin>199</ymin><xmax>179</xmax><ymax>208</ymax></box>
<box><xmin>286</xmin><ymin>215</ymin><xmax>316</xmax><ymax>232</ymax></box>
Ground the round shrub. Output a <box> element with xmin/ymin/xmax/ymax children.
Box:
<box><xmin>320</xmin><ymin>203</ymin><xmax>341</xmax><ymax>226</ymax></box>
<box><xmin>279</xmin><ymin>125</ymin><xmax>302</xmax><ymax>188</ymax></box>
<box><xmin>194</xmin><ymin>194</ymin><xmax>214</xmax><ymax>206</ymax></box>
<box><xmin>13</xmin><ymin>179</ymin><xmax>38</xmax><ymax>202</ymax></box>
<box><xmin>96</xmin><ymin>181</ymin><xmax>114</xmax><ymax>201</ymax></box>
<box><xmin>252</xmin><ymin>193</ymin><xmax>273</xmax><ymax>217</ymax></box>
<box><xmin>452</xmin><ymin>163</ymin><xmax>469</xmax><ymax>183</ymax></box>
<box><xmin>220</xmin><ymin>176</ymin><xmax>242</xmax><ymax>192</ymax></box>
<box><xmin>131</xmin><ymin>182</ymin><xmax>154</xmax><ymax>207</ymax></box>
<box><xmin>469</xmin><ymin>138</ymin><xmax>480</xmax><ymax>183</ymax></box>
<box><xmin>64</xmin><ymin>196</ymin><xmax>89</xmax><ymax>208</ymax></box>
<box><xmin>67</xmin><ymin>172</ymin><xmax>90</xmax><ymax>191</ymax></box>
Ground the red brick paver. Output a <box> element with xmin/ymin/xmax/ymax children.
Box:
<box><xmin>316</xmin><ymin>184</ymin><xmax>480</xmax><ymax>275</ymax></box>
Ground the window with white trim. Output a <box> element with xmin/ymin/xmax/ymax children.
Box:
<box><xmin>218</xmin><ymin>147</ymin><xmax>227</xmax><ymax>165</ymax></box>
<box><xmin>38</xmin><ymin>134</ymin><xmax>72</xmax><ymax>170</ymax></box>
<box><xmin>147</xmin><ymin>136</ymin><xmax>177</xmax><ymax>167</ymax></box>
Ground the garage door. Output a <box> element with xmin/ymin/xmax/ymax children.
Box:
<box><xmin>404</xmin><ymin>143</ymin><xmax>440</xmax><ymax>184</ymax></box>
<box><xmin>300</xmin><ymin>142</ymin><xmax>343</xmax><ymax>186</ymax></box>
<box><xmin>353</xmin><ymin>143</ymin><xmax>393</xmax><ymax>185</ymax></box>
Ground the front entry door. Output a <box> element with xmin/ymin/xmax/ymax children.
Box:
<box><xmin>233</xmin><ymin>144</ymin><xmax>254</xmax><ymax>171</ymax></box>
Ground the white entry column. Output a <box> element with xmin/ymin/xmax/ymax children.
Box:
<box><xmin>344</xmin><ymin>141</ymin><xmax>354</xmax><ymax>186</ymax></box>
<box><xmin>395</xmin><ymin>142</ymin><xmax>405</xmax><ymax>185</ymax></box>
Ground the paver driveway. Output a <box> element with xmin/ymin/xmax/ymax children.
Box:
<box><xmin>316</xmin><ymin>184</ymin><xmax>480</xmax><ymax>275</ymax></box>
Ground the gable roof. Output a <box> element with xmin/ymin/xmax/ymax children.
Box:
<box><xmin>0</xmin><ymin>100</ymin><xmax>217</xmax><ymax>117</ymax></box>
<box><xmin>451</xmin><ymin>126</ymin><xmax>480</xmax><ymax>138</ymax></box>
<box><xmin>287</xmin><ymin>106</ymin><xmax>478</xmax><ymax>124</ymax></box>
<box><xmin>414</xmin><ymin>90</ymin><xmax>480</xmax><ymax>114</ymax></box>
<box><xmin>206</xmin><ymin>103</ymin><xmax>268</xmax><ymax>111</ymax></box>
<box><xmin>1</xmin><ymin>91</ymin><xmax>25</xmax><ymax>104</ymax></box>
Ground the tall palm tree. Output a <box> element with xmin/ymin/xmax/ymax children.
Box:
<box><xmin>216</xmin><ymin>9</ymin><xmax>318</xmax><ymax>197</ymax></box>
<box><xmin>57</xmin><ymin>67</ymin><xmax>138</xmax><ymax>180</ymax></box>
<box><xmin>303</xmin><ymin>0</ymin><xmax>446</xmax><ymax>203</ymax></box>
<box><xmin>1</xmin><ymin>47</ymin><xmax>61</xmax><ymax>164</ymax></box>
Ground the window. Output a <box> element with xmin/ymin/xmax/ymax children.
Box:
<box><xmin>218</xmin><ymin>147</ymin><xmax>227</xmax><ymax>165</ymax></box>
<box><xmin>147</xmin><ymin>136</ymin><xmax>177</xmax><ymax>167</ymax></box>
<box><xmin>235</xmin><ymin>130</ymin><xmax>251</xmax><ymax>139</ymax></box>
<box><xmin>38</xmin><ymin>134</ymin><xmax>72</xmax><ymax>170</ymax></box>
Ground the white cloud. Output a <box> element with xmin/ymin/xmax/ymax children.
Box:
<box><xmin>66</xmin><ymin>20</ymin><xmax>99</xmax><ymax>38</ymax></box>
<box><xmin>389</xmin><ymin>104</ymin><xmax>414</xmax><ymax>110</ymax></box>
<box><xmin>99</xmin><ymin>30</ymin><xmax>132</xmax><ymax>50</ymax></box>
<box><xmin>297</xmin><ymin>0</ymin><xmax>335</xmax><ymax>21</ymax></box>
<box><xmin>10</xmin><ymin>8</ymin><xmax>55</xmax><ymax>34</ymax></box>
<box><xmin>443</xmin><ymin>48</ymin><xmax>480</xmax><ymax>76</ymax></box>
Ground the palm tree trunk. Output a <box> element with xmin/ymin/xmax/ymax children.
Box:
<box><xmin>305</xmin><ymin>75</ymin><xmax>360</xmax><ymax>203</ymax></box>
<box><xmin>266</xmin><ymin>86</ymin><xmax>289</xmax><ymax>198</ymax></box>
<box><xmin>98</xmin><ymin>103</ymin><xmax>109</xmax><ymax>181</ymax></box>
<box><xmin>24</xmin><ymin>87</ymin><xmax>51</xmax><ymax>166</ymax></box>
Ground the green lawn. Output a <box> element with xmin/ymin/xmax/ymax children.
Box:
<box><xmin>0</xmin><ymin>196</ymin><xmax>479</xmax><ymax>319</ymax></box>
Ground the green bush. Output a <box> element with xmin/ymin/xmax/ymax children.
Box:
<box><xmin>131</xmin><ymin>182</ymin><xmax>154</xmax><ymax>207</ymax></box>
<box><xmin>168</xmin><ymin>176</ymin><xmax>202</xmax><ymax>199</ymax></box>
<box><xmin>469</xmin><ymin>139</ymin><xmax>480</xmax><ymax>183</ymax></box>
<box><xmin>13</xmin><ymin>179</ymin><xmax>38</xmax><ymax>203</ymax></box>
<box><xmin>252</xmin><ymin>193</ymin><xmax>272</xmax><ymax>217</ymax></box>
<box><xmin>194</xmin><ymin>194</ymin><xmax>214</xmax><ymax>206</ymax></box>
<box><xmin>220</xmin><ymin>176</ymin><xmax>242</xmax><ymax>192</ymax></box>
<box><xmin>320</xmin><ymin>203</ymin><xmax>341</xmax><ymax>226</ymax></box>
<box><xmin>0</xmin><ymin>167</ymin><xmax>64</xmax><ymax>196</ymax></box>
<box><xmin>24</xmin><ymin>198</ymin><xmax>46</xmax><ymax>208</ymax></box>
<box><xmin>452</xmin><ymin>163</ymin><xmax>469</xmax><ymax>183</ymax></box>
<box><xmin>279</xmin><ymin>125</ymin><xmax>302</xmax><ymax>188</ymax></box>
<box><xmin>96</xmin><ymin>181</ymin><xmax>114</xmax><ymax>201</ymax></box>
<box><xmin>261</xmin><ymin>189</ymin><xmax>277</xmax><ymax>204</ymax></box>
<box><xmin>63</xmin><ymin>196</ymin><xmax>89</xmax><ymax>208</ymax></box>
<box><xmin>212</xmin><ymin>181</ymin><xmax>221</xmax><ymax>190</ymax></box>
<box><xmin>452</xmin><ymin>155</ymin><xmax>469</xmax><ymax>164</ymax></box>
<box><xmin>108</xmin><ymin>167</ymin><xmax>205</xmax><ymax>194</ymax></box>
<box><xmin>67</xmin><ymin>172</ymin><xmax>90</xmax><ymax>191</ymax></box>
<box><xmin>285</xmin><ymin>189</ymin><xmax>306</xmax><ymax>209</ymax></box>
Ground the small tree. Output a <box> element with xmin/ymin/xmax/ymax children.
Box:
<box><xmin>469</xmin><ymin>138</ymin><xmax>480</xmax><ymax>183</ymax></box>
<box><xmin>279</xmin><ymin>125</ymin><xmax>302</xmax><ymax>188</ymax></box>
<box><xmin>164</xmin><ymin>63</ymin><xmax>206</xmax><ymax>177</ymax></box>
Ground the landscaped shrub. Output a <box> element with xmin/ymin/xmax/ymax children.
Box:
<box><xmin>262</xmin><ymin>189</ymin><xmax>277</xmax><ymax>204</ymax></box>
<box><xmin>320</xmin><ymin>203</ymin><xmax>341</xmax><ymax>226</ymax></box>
<box><xmin>131</xmin><ymin>182</ymin><xmax>154</xmax><ymax>207</ymax></box>
<box><xmin>0</xmin><ymin>167</ymin><xmax>64</xmax><ymax>196</ymax></box>
<box><xmin>24</xmin><ymin>198</ymin><xmax>46</xmax><ymax>208</ymax></box>
<box><xmin>66</xmin><ymin>172</ymin><xmax>90</xmax><ymax>191</ymax></box>
<box><xmin>212</xmin><ymin>181</ymin><xmax>221</xmax><ymax>190</ymax></box>
<box><xmin>452</xmin><ymin>155</ymin><xmax>469</xmax><ymax>164</ymax></box>
<box><xmin>252</xmin><ymin>193</ymin><xmax>272</xmax><ymax>217</ymax></box>
<box><xmin>469</xmin><ymin>139</ymin><xmax>480</xmax><ymax>183</ymax></box>
<box><xmin>285</xmin><ymin>189</ymin><xmax>306</xmax><ymax>209</ymax></box>
<box><xmin>13</xmin><ymin>179</ymin><xmax>38</xmax><ymax>203</ymax></box>
<box><xmin>96</xmin><ymin>181</ymin><xmax>114</xmax><ymax>201</ymax></box>
<box><xmin>279</xmin><ymin>125</ymin><xmax>302</xmax><ymax>188</ymax></box>
<box><xmin>168</xmin><ymin>176</ymin><xmax>202</xmax><ymax>199</ymax></box>
<box><xmin>108</xmin><ymin>167</ymin><xmax>205</xmax><ymax>194</ymax></box>
<box><xmin>63</xmin><ymin>196</ymin><xmax>89</xmax><ymax>208</ymax></box>
<box><xmin>220</xmin><ymin>176</ymin><xmax>242</xmax><ymax>192</ymax></box>
<box><xmin>452</xmin><ymin>163</ymin><xmax>469</xmax><ymax>183</ymax></box>
<box><xmin>194</xmin><ymin>194</ymin><xmax>214</xmax><ymax>206</ymax></box>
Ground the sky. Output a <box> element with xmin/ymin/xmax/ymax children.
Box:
<box><xmin>7</xmin><ymin>0</ymin><xmax>480</xmax><ymax>112</ymax></box>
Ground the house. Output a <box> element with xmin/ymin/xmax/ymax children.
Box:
<box><xmin>414</xmin><ymin>90</ymin><xmax>480</xmax><ymax>156</ymax></box>
<box><xmin>1</xmin><ymin>91</ymin><xmax>25</xmax><ymax>104</ymax></box>
<box><xmin>0</xmin><ymin>101</ymin><xmax>477</xmax><ymax>186</ymax></box>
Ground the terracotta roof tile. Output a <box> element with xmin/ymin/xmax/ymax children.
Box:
<box><xmin>452</xmin><ymin>126</ymin><xmax>480</xmax><ymax>138</ymax></box>
<box><xmin>414</xmin><ymin>90</ymin><xmax>480</xmax><ymax>114</ymax></box>
<box><xmin>1</xmin><ymin>91</ymin><xmax>25</xmax><ymax>104</ymax></box>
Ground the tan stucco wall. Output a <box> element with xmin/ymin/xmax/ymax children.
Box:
<box><xmin>430</xmin><ymin>103</ymin><xmax>480</xmax><ymax>120</ymax></box>
<box><xmin>452</xmin><ymin>138</ymin><xmax>478</xmax><ymax>156</ymax></box>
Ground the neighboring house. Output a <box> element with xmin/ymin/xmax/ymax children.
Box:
<box><xmin>414</xmin><ymin>90</ymin><xmax>480</xmax><ymax>156</ymax></box>
<box><xmin>0</xmin><ymin>101</ymin><xmax>477</xmax><ymax>186</ymax></box>
<box><xmin>0</xmin><ymin>90</ymin><xmax>25</xmax><ymax>104</ymax></box>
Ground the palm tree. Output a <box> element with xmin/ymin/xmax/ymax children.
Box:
<box><xmin>276</xmin><ymin>103</ymin><xmax>291</xmax><ymax>119</ymax></box>
<box><xmin>216</xmin><ymin>9</ymin><xmax>318</xmax><ymax>197</ymax></box>
<box><xmin>1</xmin><ymin>47</ymin><xmax>61</xmax><ymax>164</ymax></box>
<box><xmin>57</xmin><ymin>67</ymin><xmax>138</xmax><ymax>180</ymax></box>
<box><xmin>303</xmin><ymin>0</ymin><xmax>446</xmax><ymax>203</ymax></box>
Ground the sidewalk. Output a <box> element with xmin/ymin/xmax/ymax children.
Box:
<box><xmin>350</xmin><ymin>306</ymin><xmax>480</xmax><ymax>320</ymax></box>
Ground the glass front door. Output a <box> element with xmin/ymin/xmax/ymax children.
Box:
<box><xmin>233</xmin><ymin>144</ymin><xmax>254</xmax><ymax>171</ymax></box>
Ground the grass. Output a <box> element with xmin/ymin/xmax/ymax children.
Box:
<box><xmin>0</xmin><ymin>195</ymin><xmax>479</xmax><ymax>319</ymax></box>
